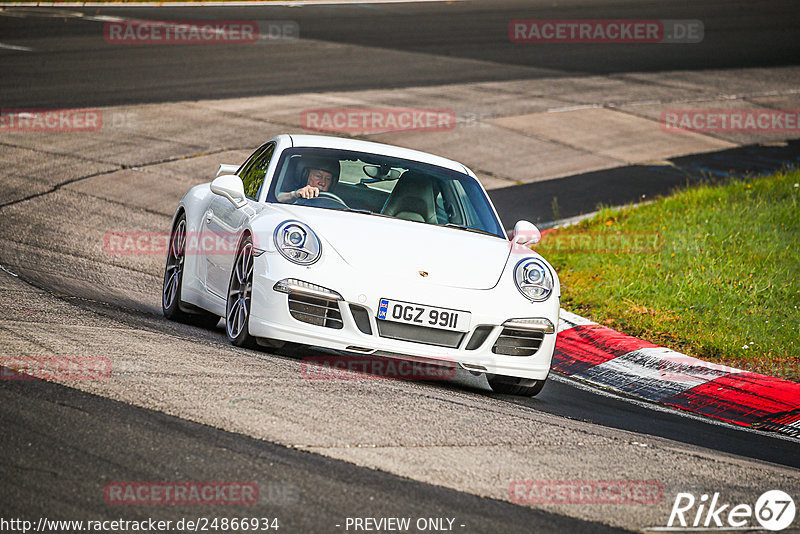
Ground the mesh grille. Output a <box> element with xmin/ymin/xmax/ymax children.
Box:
<box><xmin>491</xmin><ymin>328</ymin><xmax>544</xmax><ymax>356</ymax></box>
<box><xmin>376</xmin><ymin>320</ymin><xmax>464</xmax><ymax>348</ymax></box>
<box><xmin>288</xmin><ymin>294</ymin><xmax>343</xmax><ymax>329</ymax></box>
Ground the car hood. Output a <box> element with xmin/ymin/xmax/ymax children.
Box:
<box><xmin>277</xmin><ymin>206</ymin><xmax>511</xmax><ymax>290</ymax></box>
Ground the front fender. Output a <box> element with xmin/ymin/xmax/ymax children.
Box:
<box><xmin>171</xmin><ymin>183</ymin><xmax>214</xmax><ymax>303</ymax></box>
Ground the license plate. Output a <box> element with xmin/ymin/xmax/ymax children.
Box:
<box><xmin>377</xmin><ymin>298</ymin><xmax>471</xmax><ymax>332</ymax></box>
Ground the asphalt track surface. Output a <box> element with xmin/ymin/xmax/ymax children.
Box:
<box><xmin>0</xmin><ymin>0</ymin><xmax>797</xmax><ymax>108</ymax></box>
<box><xmin>1</xmin><ymin>1</ymin><xmax>800</xmax><ymax>532</ymax></box>
<box><xmin>0</xmin><ymin>372</ymin><xmax>628</xmax><ymax>533</ymax></box>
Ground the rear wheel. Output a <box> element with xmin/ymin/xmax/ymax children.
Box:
<box><xmin>226</xmin><ymin>235</ymin><xmax>256</xmax><ymax>348</ymax></box>
<box><xmin>487</xmin><ymin>374</ymin><xmax>547</xmax><ymax>397</ymax></box>
<box><xmin>162</xmin><ymin>214</ymin><xmax>219</xmax><ymax>328</ymax></box>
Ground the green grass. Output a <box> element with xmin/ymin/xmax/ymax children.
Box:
<box><xmin>537</xmin><ymin>168</ymin><xmax>800</xmax><ymax>382</ymax></box>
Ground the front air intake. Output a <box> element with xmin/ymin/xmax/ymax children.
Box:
<box><xmin>491</xmin><ymin>327</ymin><xmax>545</xmax><ymax>356</ymax></box>
<box><xmin>465</xmin><ymin>325</ymin><xmax>494</xmax><ymax>350</ymax></box>
<box><xmin>349</xmin><ymin>304</ymin><xmax>373</xmax><ymax>335</ymax></box>
<box><xmin>288</xmin><ymin>294</ymin><xmax>343</xmax><ymax>329</ymax></box>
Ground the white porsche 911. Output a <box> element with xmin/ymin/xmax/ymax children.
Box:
<box><xmin>163</xmin><ymin>134</ymin><xmax>559</xmax><ymax>396</ymax></box>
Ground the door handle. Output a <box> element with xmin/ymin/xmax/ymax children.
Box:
<box><xmin>206</xmin><ymin>210</ymin><xmax>214</xmax><ymax>222</ymax></box>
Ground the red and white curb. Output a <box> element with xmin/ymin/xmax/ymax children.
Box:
<box><xmin>555</xmin><ymin>310</ymin><xmax>800</xmax><ymax>437</ymax></box>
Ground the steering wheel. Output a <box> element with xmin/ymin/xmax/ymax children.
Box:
<box><xmin>295</xmin><ymin>191</ymin><xmax>350</xmax><ymax>209</ymax></box>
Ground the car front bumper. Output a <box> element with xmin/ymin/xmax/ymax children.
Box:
<box><xmin>248</xmin><ymin>251</ymin><xmax>559</xmax><ymax>381</ymax></box>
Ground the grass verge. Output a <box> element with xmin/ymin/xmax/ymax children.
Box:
<box><xmin>536</xmin><ymin>168</ymin><xmax>800</xmax><ymax>382</ymax></box>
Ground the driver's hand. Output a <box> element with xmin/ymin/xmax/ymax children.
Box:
<box><xmin>295</xmin><ymin>185</ymin><xmax>320</xmax><ymax>199</ymax></box>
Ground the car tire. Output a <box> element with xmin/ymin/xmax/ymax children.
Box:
<box><xmin>226</xmin><ymin>234</ymin><xmax>257</xmax><ymax>348</ymax></box>
<box><xmin>162</xmin><ymin>213</ymin><xmax>220</xmax><ymax>329</ymax></box>
<box><xmin>487</xmin><ymin>374</ymin><xmax>547</xmax><ymax>397</ymax></box>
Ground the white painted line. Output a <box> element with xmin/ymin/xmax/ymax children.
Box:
<box><xmin>0</xmin><ymin>42</ymin><xmax>33</xmax><ymax>51</ymax></box>
<box><xmin>85</xmin><ymin>14</ymin><xmax>127</xmax><ymax>22</ymax></box>
<box><xmin>546</xmin><ymin>104</ymin><xmax>601</xmax><ymax>113</ymax></box>
<box><xmin>542</xmin><ymin>210</ymin><xmax>600</xmax><ymax>230</ymax></box>
<box><xmin>0</xmin><ymin>265</ymin><xmax>19</xmax><ymax>277</ymax></box>
<box><xmin>542</xmin><ymin>199</ymin><xmax>656</xmax><ymax>229</ymax></box>
<box><xmin>1</xmin><ymin>10</ymin><xmax>298</xmax><ymax>42</ymax></box>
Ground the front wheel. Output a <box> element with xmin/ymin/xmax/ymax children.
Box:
<box><xmin>162</xmin><ymin>214</ymin><xmax>219</xmax><ymax>328</ymax></box>
<box><xmin>226</xmin><ymin>235</ymin><xmax>256</xmax><ymax>348</ymax></box>
<box><xmin>487</xmin><ymin>374</ymin><xmax>547</xmax><ymax>397</ymax></box>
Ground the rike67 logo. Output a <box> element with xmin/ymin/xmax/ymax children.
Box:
<box><xmin>663</xmin><ymin>490</ymin><xmax>796</xmax><ymax>531</ymax></box>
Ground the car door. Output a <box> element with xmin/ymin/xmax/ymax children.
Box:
<box><xmin>202</xmin><ymin>142</ymin><xmax>275</xmax><ymax>298</ymax></box>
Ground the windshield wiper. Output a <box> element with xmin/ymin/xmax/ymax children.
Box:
<box><xmin>444</xmin><ymin>223</ymin><xmax>500</xmax><ymax>238</ymax></box>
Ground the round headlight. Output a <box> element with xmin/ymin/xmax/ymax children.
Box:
<box><xmin>524</xmin><ymin>265</ymin><xmax>542</xmax><ymax>284</ymax></box>
<box><xmin>285</xmin><ymin>227</ymin><xmax>306</xmax><ymax>247</ymax></box>
<box><xmin>274</xmin><ymin>220</ymin><xmax>321</xmax><ymax>265</ymax></box>
<box><xmin>514</xmin><ymin>258</ymin><xmax>554</xmax><ymax>302</ymax></box>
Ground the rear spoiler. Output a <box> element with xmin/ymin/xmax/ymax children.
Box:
<box><xmin>216</xmin><ymin>164</ymin><xmax>239</xmax><ymax>177</ymax></box>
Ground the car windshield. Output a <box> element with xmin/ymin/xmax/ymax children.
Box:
<box><xmin>266</xmin><ymin>147</ymin><xmax>505</xmax><ymax>239</ymax></box>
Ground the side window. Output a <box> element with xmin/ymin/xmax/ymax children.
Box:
<box><xmin>240</xmin><ymin>143</ymin><xmax>275</xmax><ymax>200</ymax></box>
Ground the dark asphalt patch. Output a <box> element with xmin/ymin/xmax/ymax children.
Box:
<box><xmin>489</xmin><ymin>139</ymin><xmax>800</xmax><ymax>226</ymax></box>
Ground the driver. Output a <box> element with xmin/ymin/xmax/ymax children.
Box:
<box><xmin>277</xmin><ymin>158</ymin><xmax>339</xmax><ymax>203</ymax></box>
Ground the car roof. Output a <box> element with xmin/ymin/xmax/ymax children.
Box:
<box><xmin>286</xmin><ymin>134</ymin><xmax>469</xmax><ymax>175</ymax></box>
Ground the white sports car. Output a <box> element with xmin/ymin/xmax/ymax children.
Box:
<box><xmin>163</xmin><ymin>134</ymin><xmax>560</xmax><ymax>396</ymax></box>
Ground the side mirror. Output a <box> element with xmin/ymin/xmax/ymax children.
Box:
<box><xmin>511</xmin><ymin>220</ymin><xmax>541</xmax><ymax>246</ymax></box>
<box><xmin>211</xmin><ymin>175</ymin><xmax>247</xmax><ymax>209</ymax></box>
<box><xmin>216</xmin><ymin>164</ymin><xmax>239</xmax><ymax>177</ymax></box>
